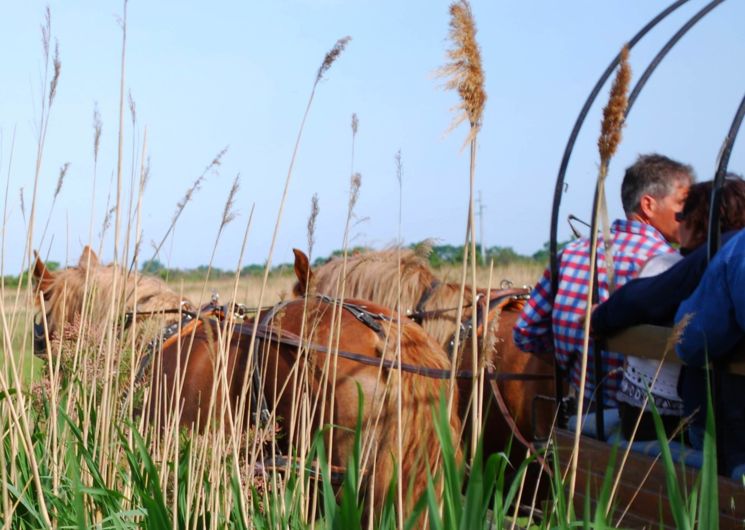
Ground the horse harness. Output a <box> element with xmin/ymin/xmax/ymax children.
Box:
<box><xmin>406</xmin><ymin>282</ymin><xmax>554</xmax><ymax>471</ymax></box>
<box><xmin>126</xmin><ymin>291</ymin><xmax>552</xmax><ymax>475</ymax></box>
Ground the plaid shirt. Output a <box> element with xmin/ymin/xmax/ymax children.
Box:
<box><xmin>513</xmin><ymin>219</ymin><xmax>676</xmax><ymax>405</ymax></box>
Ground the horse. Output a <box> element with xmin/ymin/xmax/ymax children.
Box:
<box><xmin>310</xmin><ymin>246</ymin><xmax>556</xmax><ymax>467</ymax></box>
<box><xmin>31</xmin><ymin>246</ymin><xmax>195</xmax><ymax>374</ymax></box>
<box><xmin>32</xmin><ymin>246</ymin><xmax>461</xmax><ymax>521</ymax></box>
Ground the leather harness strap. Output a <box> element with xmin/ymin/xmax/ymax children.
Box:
<box><xmin>487</xmin><ymin>366</ymin><xmax>551</xmax><ymax>476</ymax></box>
<box><xmin>232</xmin><ymin>317</ymin><xmax>552</xmax><ymax>382</ymax></box>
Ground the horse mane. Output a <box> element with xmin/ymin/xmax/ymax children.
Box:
<box><xmin>44</xmin><ymin>261</ymin><xmax>189</xmax><ymax>345</ymax></box>
<box><xmin>374</xmin><ymin>317</ymin><xmax>461</xmax><ymax>511</ymax></box>
<box><xmin>313</xmin><ymin>246</ymin><xmax>482</xmax><ymax>346</ymax></box>
<box><xmin>313</xmin><ymin>247</ymin><xmax>436</xmax><ymax>310</ymax></box>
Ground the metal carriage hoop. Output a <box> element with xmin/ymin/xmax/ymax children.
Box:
<box><xmin>546</xmin><ymin>0</ymin><xmax>731</xmax><ymax>423</ymax></box>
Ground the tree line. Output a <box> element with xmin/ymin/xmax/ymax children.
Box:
<box><xmin>2</xmin><ymin>241</ymin><xmax>564</xmax><ymax>287</ymax></box>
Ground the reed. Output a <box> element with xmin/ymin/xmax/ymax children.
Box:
<box><xmin>439</xmin><ymin>0</ymin><xmax>487</xmax><ymax>459</ymax></box>
<box><xmin>568</xmin><ymin>44</ymin><xmax>631</xmax><ymax>508</ymax></box>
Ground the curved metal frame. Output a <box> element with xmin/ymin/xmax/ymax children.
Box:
<box><xmin>708</xmin><ymin>92</ymin><xmax>745</xmax><ymax>260</ymax></box>
<box><xmin>549</xmin><ymin>0</ymin><xmax>693</xmax><ymax>295</ymax></box>
<box><xmin>547</xmin><ymin>0</ymin><xmax>728</xmax><ymax>424</ymax></box>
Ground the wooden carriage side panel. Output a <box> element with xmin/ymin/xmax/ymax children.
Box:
<box><xmin>555</xmin><ymin>429</ymin><xmax>745</xmax><ymax>529</ymax></box>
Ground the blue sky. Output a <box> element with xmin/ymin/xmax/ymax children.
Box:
<box><xmin>2</xmin><ymin>1</ymin><xmax>744</xmax><ymax>273</ymax></box>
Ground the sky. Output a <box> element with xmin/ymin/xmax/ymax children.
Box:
<box><xmin>1</xmin><ymin>0</ymin><xmax>744</xmax><ymax>273</ymax></box>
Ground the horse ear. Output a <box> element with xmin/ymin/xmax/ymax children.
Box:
<box><xmin>292</xmin><ymin>248</ymin><xmax>313</xmax><ymax>296</ymax></box>
<box><xmin>32</xmin><ymin>251</ymin><xmax>55</xmax><ymax>292</ymax></box>
<box><xmin>78</xmin><ymin>245</ymin><xmax>100</xmax><ymax>269</ymax></box>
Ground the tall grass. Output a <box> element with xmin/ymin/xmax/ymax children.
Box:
<box><xmin>0</xmin><ymin>5</ymin><xmax>738</xmax><ymax>530</ymax></box>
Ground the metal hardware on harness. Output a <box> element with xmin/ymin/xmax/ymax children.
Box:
<box><xmin>122</xmin><ymin>302</ymin><xmax>195</xmax><ymax>330</ymax></box>
<box><xmin>316</xmin><ymin>294</ymin><xmax>393</xmax><ymax>334</ymax></box>
<box><xmin>133</xmin><ymin>310</ymin><xmax>197</xmax><ymax>386</ymax></box>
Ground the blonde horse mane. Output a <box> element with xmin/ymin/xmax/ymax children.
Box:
<box><xmin>38</xmin><ymin>248</ymin><xmax>189</xmax><ymax>346</ymax></box>
<box><xmin>313</xmin><ymin>246</ymin><xmax>481</xmax><ymax>346</ymax></box>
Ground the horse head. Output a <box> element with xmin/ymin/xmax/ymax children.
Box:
<box><xmin>32</xmin><ymin>245</ymin><xmax>101</xmax><ymax>357</ymax></box>
<box><xmin>292</xmin><ymin>248</ymin><xmax>314</xmax><ymax>297</ymax></box>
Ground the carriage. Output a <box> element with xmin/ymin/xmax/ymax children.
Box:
<box><xmin>546</xmin><ymin>1</ymin><xmax>745</xmax><ymax>527</ymax></box>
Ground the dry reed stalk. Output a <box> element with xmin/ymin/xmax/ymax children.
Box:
<box><xmin>221</xmin><ymin>204</ymin><xmax>255</xmax><ymax>525</ymax></box>
<box><xmin>241</xmin><ymin>38</ymin><xmax>351</xmax><ymax>518</ymax></box>
<box><xmin>150</xmin><ymin>147</ymin><xmax>228</xmax><ymax>263</ymax></box>
<box><xmin>394</xmin><ymin>148</ymin><xmax>405</xmax><ymax>528</ymax></box>
<box><xmin>6</xmin><ymin>8</ymin><xmax>63</xmax><ymax>524</ymax></box>
<box><xmin>567</xmin><ymin>45</ymin><xmax>630</xmax><ymax>508</ymax></box>
<box><xmin>90</xmin><ymin>0</ymin><xmax>130</xmax><ymax>490</ymax></box>
<box><xmin>321</xmin><ymin>170</ymin><xmax>362</xmax><ymax>513</ymax></box>
<box><xmin>439</xmin><ymin>0</ymin><xmax>486</xmax><ymax>459</ymax></box>
<box><xmin>121</xmin><ymin>91</ymin><xmax>140</xmax><ymax>273</ymax></box>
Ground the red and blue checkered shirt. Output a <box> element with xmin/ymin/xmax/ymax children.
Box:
<box><xmin>513</xmin><ymin>219</ymin><xmax>676</xmax><ymax>405</ymax></box>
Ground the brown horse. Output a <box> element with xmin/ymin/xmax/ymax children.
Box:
<box><xmin>33</xmin><ymin>247</ymin><xmax>461</xmax><ymax>521</ymax></box>
<box><xmin>151</xmin><ymin>249</ymin><xmax>461</xmax><ymax>519</ymax></box>
<box><xmin>311</xmin><ymin>247</ymin><xmax>556</xmax><ymax>463</ymax></box>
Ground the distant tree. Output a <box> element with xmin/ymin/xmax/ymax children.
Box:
<box><xmin>241</xmin><ymin>264</ymin><xmax>264</xmax><ymax>276</ymax></box>
<box><xmin>531</xmin><ymin>239</ymin><xmax>572</xmax><ymax>263</ymax></box>
<box><xmin>484</xmin><ymin>246</ymin><xmax>524</xmax><ymax>266</ymax></box>
<box><xmin>429</xmin><ymin>244</ymin><xmax>463</xmax><ymax>267</ymax></box>
<box><xmin>141</xmin><ymin>259</ymin><xmax>165</xmax><ymax>275</ymax></box>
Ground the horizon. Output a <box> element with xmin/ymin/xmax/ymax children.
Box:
<box><xmin>2</xmin><ymin>1</ymin><xmax>744</xmax><ymax>274</ymax></box>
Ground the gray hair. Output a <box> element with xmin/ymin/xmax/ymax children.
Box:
<box><xmin>621</xmin><ymin>154</ymin><xmax>694</xmax><ymax>215</ymax></box>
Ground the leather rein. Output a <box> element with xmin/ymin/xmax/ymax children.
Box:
<box><xmin>120</xmin><ymin>290</ymin><xmax>551</xmax><ymax>475</ymax></box>
<box><xmin>130</xmin><ymin>296</ymin><xmax>551</xmax><ymax>384</ymax></box>
<box><xmin>405</xmin><ymin>281</ymin><xmax>552</xmax><ymax>472</ymax></box>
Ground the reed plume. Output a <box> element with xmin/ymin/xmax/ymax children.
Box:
<box><xmin>307</xmin><ymin>193</ymin><xmax>319</xmax><ymax>259</ymax></box>
<box><xmin>598</xmin><ymin>46</ymin><xmax>630</xmax><ymax>164</ymax></box>
<box><xmin>19</xmin><ymin>188</ymin><xmax>25</xmax><ymax>224</ymax></box>
<box><xmin>317</xmin><ymin>36</ymin><xmax>351</xmax><ymax>82</ymax></box>
<box><xmin>38</xmin><ymin>161</ymin><xmax>70</xmax><ymax>245</ymax></box>
<box><xmin>53</xmin><ymin>162</ymin><xmax>69</xmax><ymax>199</ymax></box>
<box><xmin>150</xmin><ymin>146</ymin><xmax>228</xmax><ymax>261</ymax></box>
<box><xmin>568</xmin><ymin>44</ymin><xmax>631</xmax><ymax>507</ymax></box>
<box><xmin>220</xmin><ymin>174</ymin><xmax>240</xmax><ymax>230</ymax></box>
<box><xmin>440</xmin><ymin>0</ymin><xmax>487</xmax><ymax>455</ymax></box>
<box><xmin>348</xmin><ymin>172</ymin><xmax>361</xmax><ymax>212</ymax></box>
<box><xmin>48</xmin><ymin>42</ymin><xmax>61</xmax><ymax>107</ymax></box>
<box><xmin>128</xmin><ymin>90</ymin><xmax>136</xmax><ymax>126</ymax></box>
<box><xmin>440</xmin><ymin>0</ymin><xmax>486</xmax><ymax>142</ymax></box>
<box><xmin>93</xmin><ymin>104</ymin><xmax>102</xmax><ymax>163</ymax></box>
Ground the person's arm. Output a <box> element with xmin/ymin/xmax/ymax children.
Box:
<box><xmin>591</xmin><ymin>243</ymin><xmax>709</xmax><ymax>335</ymax></box>
<box><xmin>513</xmin><ymin>267</ymin><xmax>555</xmax><ymax>354</ymax></box>
<box><xmin>676</xmin><ymin>237</ymin><xmax>745</xmax><ymax>367</ymax></box>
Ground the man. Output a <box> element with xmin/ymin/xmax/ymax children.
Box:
<box><xmin>513</xmin><ymin>154</ymin><xmax>693</xmax><ymax>406</ymax></box>
<box><xmin>675</xmin><ymin>228</ymin><xmax>745</xmax><ymax>478</ymax></box>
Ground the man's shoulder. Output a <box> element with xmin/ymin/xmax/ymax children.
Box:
<box><xmin>612</xmin><ymin>219</ymin><xmax>674</xmax><ymax>255</ymax></box>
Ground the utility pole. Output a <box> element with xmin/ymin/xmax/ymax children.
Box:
<box><xmin>477</xmin><ymin>190</ymin><xmax>486</xmax><ymax>265</ymax></box>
